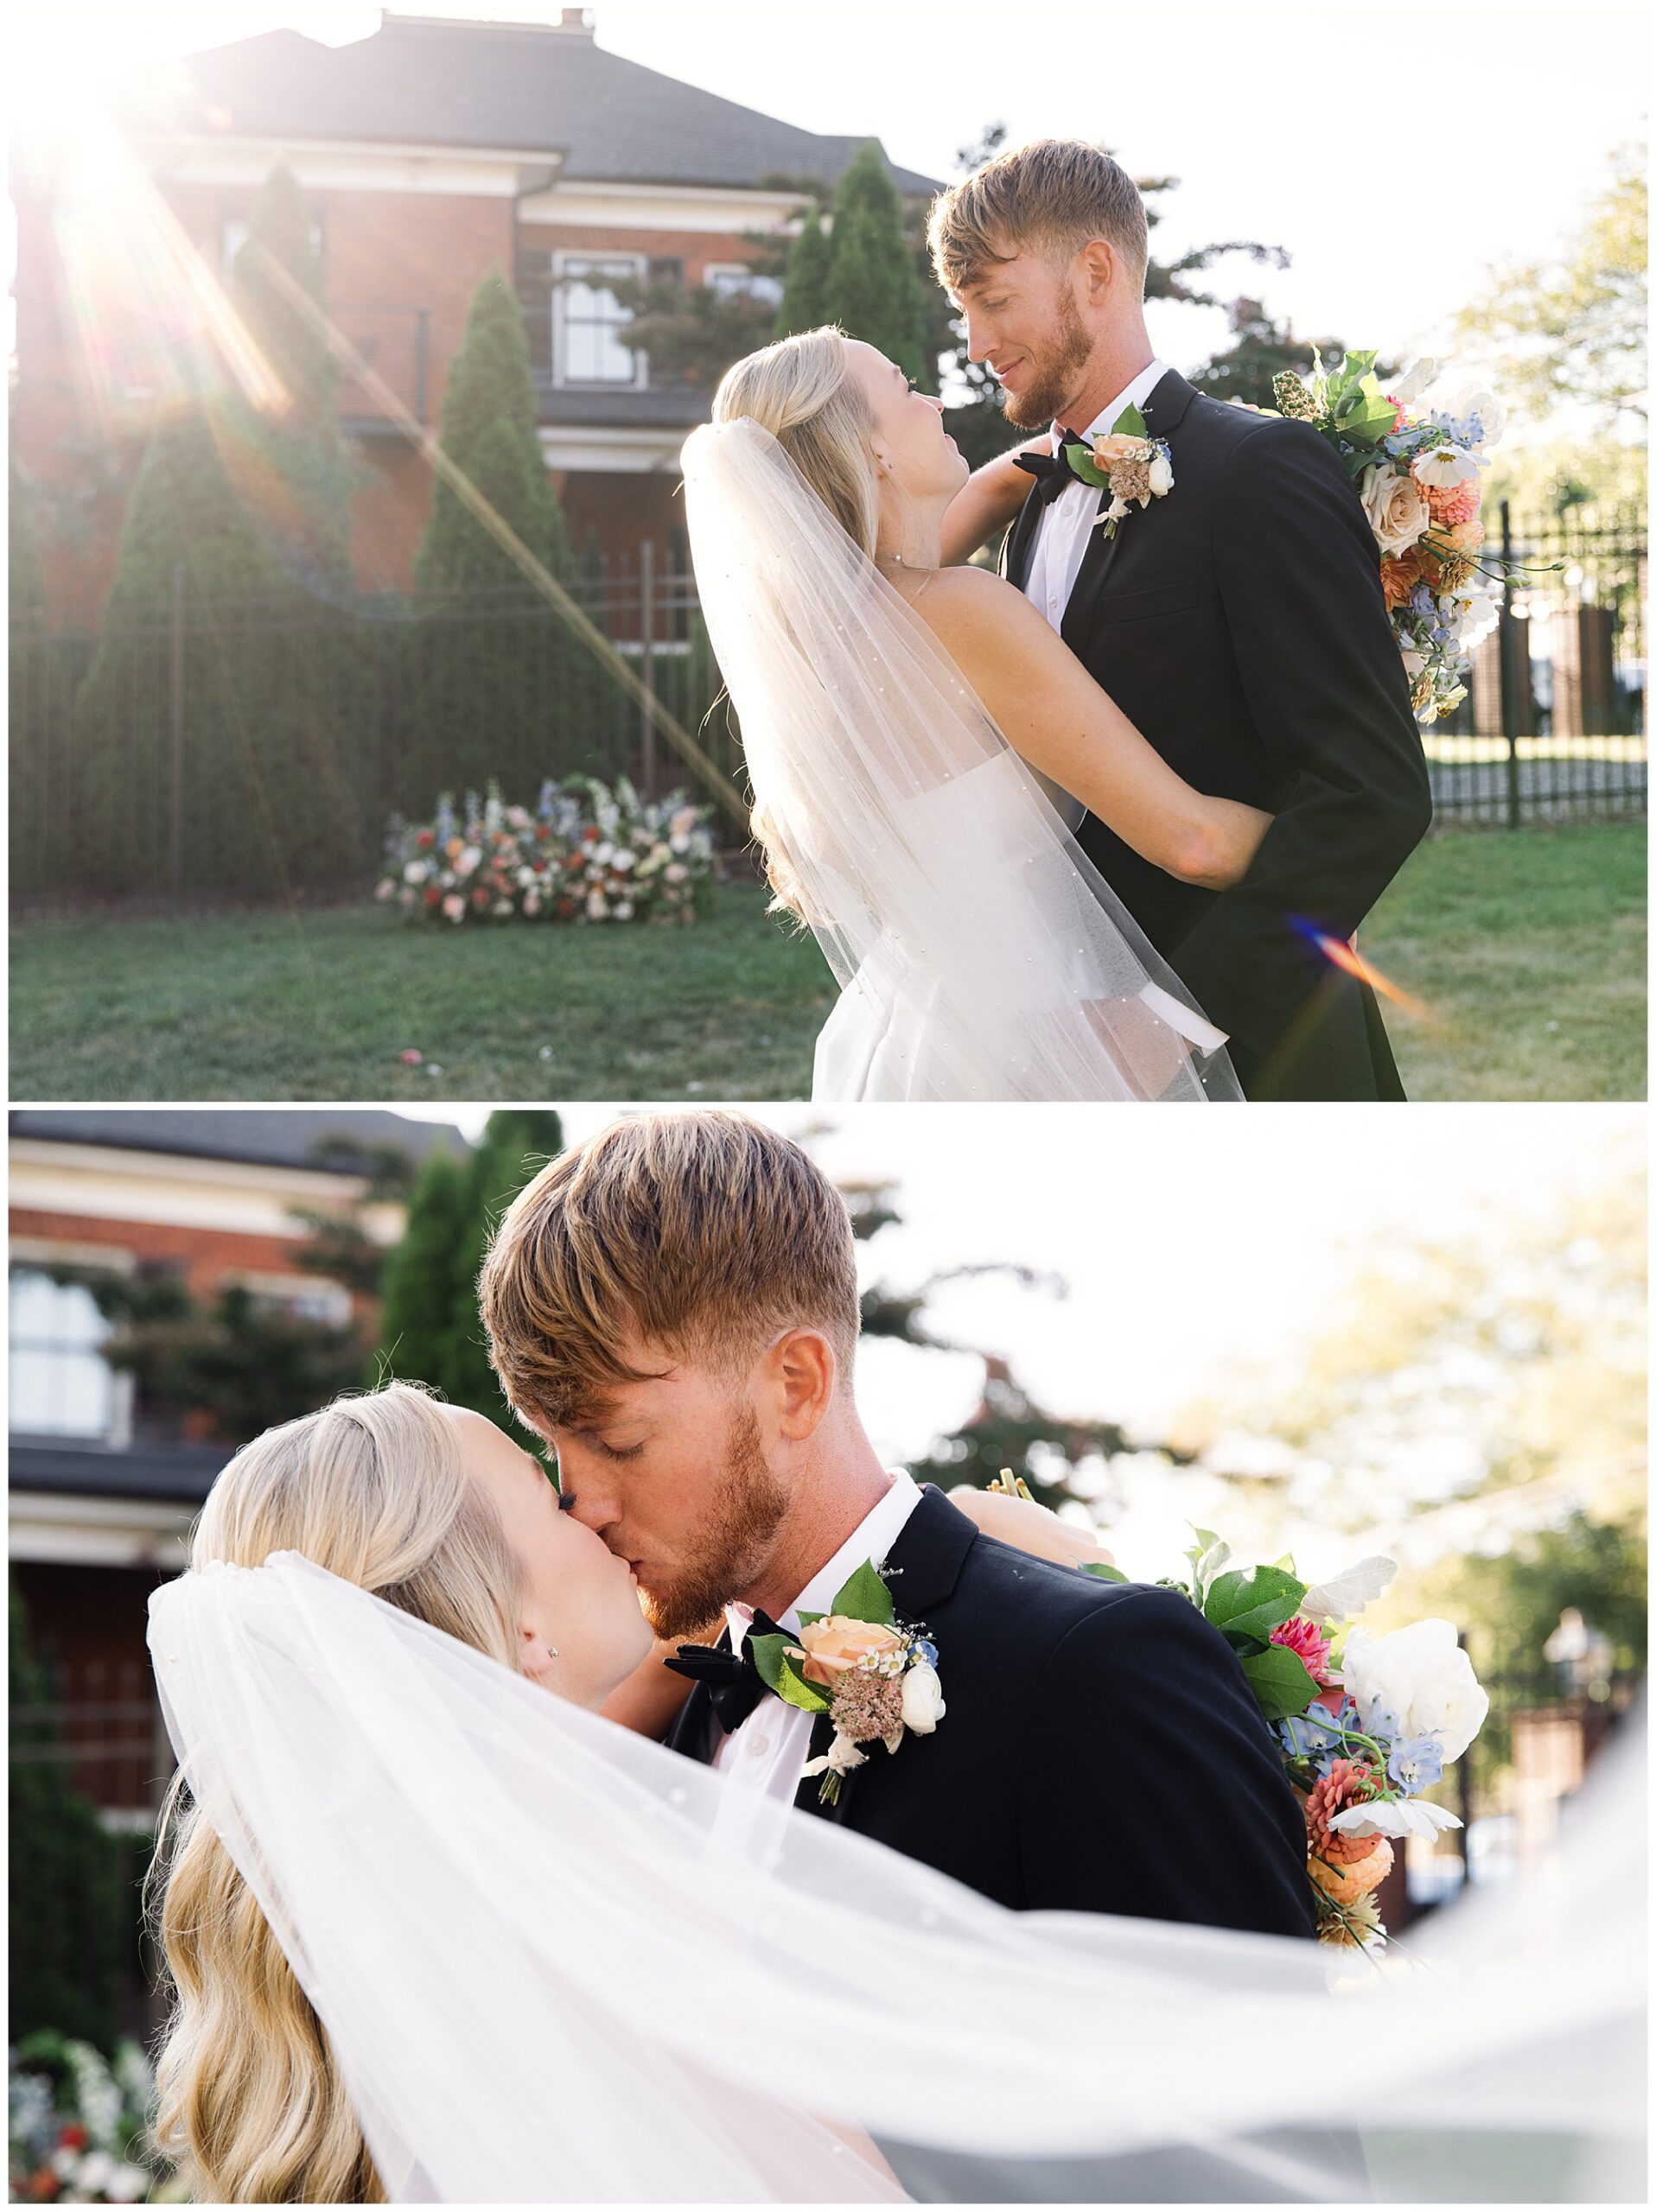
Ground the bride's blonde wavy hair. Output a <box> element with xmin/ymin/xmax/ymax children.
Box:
<box><xmin>710</xmin><ymin>326</ymin><xmax>882</xmax><ymax>920</ymax></box>
<box><xmin>147</xmin><ymin>1383</ymin><xmax>523</xmax><ymax>2204</ymax></box>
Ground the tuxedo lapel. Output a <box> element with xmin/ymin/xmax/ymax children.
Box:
<box><xmin>1001</xmin><ymin>481</ymin><xmax>1043</xmax><ymax>594</ymax></box>
<box><xmin>664</xmin><ymin>1624</ymin><xmax>734</xmax><ymax>1767</ymax></box>
<box><xmin>1060</xmin><ymin>368</ymin><xmax>1200</xmax><ymax>652</ymax></box>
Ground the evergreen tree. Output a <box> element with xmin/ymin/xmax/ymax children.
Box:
<box><xmin>10</xmin><ymin>1585</ymin><xmax>143</xmax><ymax>2047</ymax></box>
<box><xmin>1194</xmin><ymin>297</ymin><xmax>1353</xmax><ymax>411</ymax></box>
<box><xmin>409</xmin><ymin>271</ymin><xmax>608</xmax><ymax>811</ymax></box>
<box><xmin>820</xmin><ymin>143</ymin><xmax>931</xmax><ymax>386</ymax></box>
<box><xmin>10</xmin><ymin>450</ymin><xmax>48</xmax><ymax>626</ymax></box>
<box><xmin>375</xmin><ymin>1110</ymin><xmax>565</xmax><ymax>1421</ymax></box>
<box><xmin>75</xmin><ymin>406</ymin><xmax>371</xmax><ymax>893</ymax></box>
<box><xmin>9</xmin><ymin>454</ymin><xmax>54</xmax><ymax>892</ymax></box>
<box><xmin>777</xmin><ymin>204</ymin><xmax>833</xmax><ymax>335</ymax></box>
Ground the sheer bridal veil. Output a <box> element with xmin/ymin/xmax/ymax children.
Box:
<box><xmin>680</xmin><ymin>416</ymin><xmax>1239</xmax><ymax>1103</ymax></box>
<box><xmin>149</xmin><ymin>1554</ymin><xmax>1644</xmax><ymax>2204</ymax></box>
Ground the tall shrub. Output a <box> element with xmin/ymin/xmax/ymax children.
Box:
<box><xmin>820</xmin><ymin>143</ymin><xmax>932</xmax><ymax>386</ymax></box>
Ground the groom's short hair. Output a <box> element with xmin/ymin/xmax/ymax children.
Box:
<box><xmin>928</xmin><ymin>138</ymin><xmax>1149</xmax><ymax>296</ymax></box>
<box><xmin>478</xmin><ymin>1110</ymin><xmax>861</xmax><ymax>1429</ymax></box>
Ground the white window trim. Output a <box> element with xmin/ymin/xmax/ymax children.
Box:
<box><xmin>9</xmin><ymin>1251</ymin><xmax>136</xmax><ymax>1448</ymax></box>
<box><xmin>225</xmin><ymin>1269</ymin><xmax>353</xmax><ymax>1325</ymax></box>
<box><xmin>703</xmin><ymin>261</ymin><xmax>783</xmax><ymax>307</ymax></box>
<box><xmin>551</xmin><ymin>248</ymin><xmax>648</xmax><ymax>391</ymax></box>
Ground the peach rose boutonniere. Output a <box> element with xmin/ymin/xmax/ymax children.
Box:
<box><xmin>1061</xmin><ymin>402</ymin><xmax>1175</xmax><ymax>542</ymax></box>
<box><xmin>746</xmin><ymin>1560</ymin><xmax>946</xmax><ymax>1807</ymax></box>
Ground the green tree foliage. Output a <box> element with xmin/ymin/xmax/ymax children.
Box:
<box><xmin>819</xmin><ymin>142</ymin><xmax>932</xmax><ymax>387</ymax></box>
<box><xmin>1193</xmin><ymin>296</ymin><xmax>1353</xmax><ymax>411</ymax></box>
<box><xmin>612</xmin><ymin>266</ymin><xmax>777</xmax><ymax>389</ymax></box>
<box><xmin>1455</xmin><ymin>144</ymin><xmax>1647</xmax><ymax>431</ymax></box>
<box><xmin>10</xmin><ymin>450</ymin><xmax>48</xmax><ymax>626</ymax></box>
<box><xmin>409</xmin><ymin>270</ymin><xmax>613</xmax><ymax>812</ymax></box>
<box><xmin>778</xmin><ymin>203</ymin><xmax>833</xmax><ymax>335</ymax></box>
<box><xmin>375</xmin><ymin>1110</ymin><xmax>566</xmax><ymax>1422</ymax></box>
<box><xmin>9</xmin><ymin>1586</ymin><xmax>146</xmax><ymax>2047</ymax></box>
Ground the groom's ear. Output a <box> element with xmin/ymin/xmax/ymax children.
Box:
<box><xmin>764</xmin><ymin>1327</ymin><xmax>837</xmax><ymax>1442</ymax></box>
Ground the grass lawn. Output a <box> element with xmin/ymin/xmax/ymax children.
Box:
<box><xmin>10</xmin><ymin>822</ymin><xmax>1645</xmax><ymax>1102</ymax></box>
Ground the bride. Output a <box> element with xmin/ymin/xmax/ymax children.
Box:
<box><xmin>681</xmin><ymin>327</ymin><xmax>1271</xmax><ymax>1103</ymax></box>
<box><xmin>148</xmin><ymin>1383</ymin><xmax>1641</xmax><ymax>2204</ymax></box>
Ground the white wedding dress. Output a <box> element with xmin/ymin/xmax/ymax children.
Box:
<box><xmin>680</xmin><ymin>419</ymin><xmax>1239</xmax><ymax>1104</ymax></box>
<box><xmin>148</xmin><ymin>1553</ymin><xmax>1644</xmax><ymax>2204</ymax></box>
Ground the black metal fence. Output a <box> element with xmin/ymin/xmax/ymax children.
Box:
<box><xmin>10</xmin><ymin>550</ymin><xmax>742</xmax><ymax>907</ymax></box>
<box><xmin>11</xmin><ymin>507</ymin><xmax>1646</xmax><ymax>906</ymax></box>
<box><xmin>1428</xmin><ymin>503</ymin><xmax>1646</xmax><ymax>825</ymax></box>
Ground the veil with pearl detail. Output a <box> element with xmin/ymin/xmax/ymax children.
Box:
<box><xmin>680</xmin><ymin>415</ymin><xmax>1239</xmax><ymax>1103</ymax></box>
<box><xmin>146</xmin><ymin>1551</ymin><xmax>1643</xmax><ymax>2204</ymax></box>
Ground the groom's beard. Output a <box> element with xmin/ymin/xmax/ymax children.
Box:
<box><xmin>637</xmin><ymin>1404</ymin><xmax>789</xmax><ymax>1643</ymax></box>
<box><xmin>1001</xmin><ymin>279</ymin><xmax>1094</xmax><ymax>432</ymax></box>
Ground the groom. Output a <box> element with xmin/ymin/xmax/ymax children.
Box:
<box><xmin>933</xmin><ymin>140</ymin><xmax>1433</xmax><ymax>1102</ymax></box>
<box><xmin>480</xmin><ymin>1109</ymin><xmax>1313</xmax><ymax>1937</ymax></box>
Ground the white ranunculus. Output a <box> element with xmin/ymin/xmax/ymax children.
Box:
<box><xmin>1442</xmin><ymin>384</ymin><xmax>1507</xmax><ymax>447</ymax></box>
<box><xmin>1412</xmin><ymin>442</ymin><xmax>1481</xmax><ymax>487</ymax></box>
<box><xmin>1390</xmin><ymin>356</ymin><xmax>1438</xmax><ymax>405</ymax></box>
<box><xmin>1147</xmin><ymin>452</ymin><xmax>1174</xmax><ymax>498</ymax></box>
<box><xmin>404</xmin><ymin>860</ymin><xmax>430</xmax><ymax>885</ymax></box>
<box><xmin>457</xmin><ymin>844</ymin><xmax>482</xmax><ymax>874</ymax></box>
<box><xmin>1341</xmin><ymin>1619</ymin><xmax>1489</xmax><ymax>1762</ymax></box>
<box><xmin>1301</xmin><ymin>1555</ymin><xmax>1398</xmax><ymax>1627</ymax></box>
<box><xmin>1360</xmin><ymin>465</ymin><xmax>1431</xmax><ymax>556</ymax></box>
<box><xmin>900</xmin><ymin>1662</ymin><xmax>946</xmax><ymax>1735</ymax></box>
<box><xmin>1328</xmin><ymin>1796</ymin><xmax>1462</xmax><ymax>1841</ymax></box>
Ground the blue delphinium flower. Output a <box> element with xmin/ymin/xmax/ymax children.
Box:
<box><xmin>913</xmin><ymin>1639</ymin><xmax>939</xmax><ymax>1669</ymax></box>
<box><xmin>1387</xmin><ymin>1734</ymin><xmax>1444</xmax><ymax>1794</ymax></box>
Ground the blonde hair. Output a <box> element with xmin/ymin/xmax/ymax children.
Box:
<box><xmin>710</xmin><ymin>327</ymin><xmax>881</xmax><ymax>919</ymax></box>
<box><xmin>927</xmin><ymin>137</ymin><xmax>1149</xmax><ymax>295</ymax></box>
<box><xmin>148</xmin><ymin>1383</ymin><xmax>525</xmax><ymax>2204</ymax></box>
<box><xmin>479</xmin><ymin>1108</ymin><xmax>860</xmax><ymax>1433</ymax></box>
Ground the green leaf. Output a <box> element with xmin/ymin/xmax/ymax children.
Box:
<box><xmin>831</xmin><ymin>1559</ymin><xmax>895</xmax><ymax>1626</ymax></box>
<box><xmin>1111</xmin><ymin>401</ymin><xmax>1149</xmax><ymax>438</ymax></box>
<box><xmin>1082</xmin><ymin>1560</ymin><xmax>1129</xmax><ymax>1583</ymax></box>
<box><xmin>748</xmin><ymin>1632</ymin><xmax>831</xmax><ymax>1713</ymax></box>
<box><xmin>795</xmin><ymin>1610</ymin><xmax>826</xmax><ymax>1630</ymax></box>
<box><xmin>1062</xmin><ymin>442</ymin><xmax>1109</xmax><ymax>488</ymax></box>
<box><xmin>1241</xmin><ymin>1644</ymin><xmax>1322</xmax><ymax>1722</ymax></box>
<box><xmin>1203</xmin><ymin>1564</ymin><xmax>1307</xmax><ymax>1643</ymax></box>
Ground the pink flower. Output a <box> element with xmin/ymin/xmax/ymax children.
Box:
<box><xmin>1427</xmin><ymin>478</ymin><xmax>1481</xmax><ymax>527</ymax></box>
<box><xmin>398</xmin><ymin>1048</ymin><xmax>423</xmax><ymax>1065</ymax></box>
<box><xmin>1271</xmin><ymin>1614</ymin><xmax>1334</xmax><ymax>1686</ymax></box>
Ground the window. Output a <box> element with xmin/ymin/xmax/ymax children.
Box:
<box><xmin>553</xmin><ymin>252</ymin><xmax>646</xmax><ymax>387</ymax></box>
<box><xmin>9</xmin><ymin>1269</ymin><xmax>118</xmax><ymax>1439</ymax></box>
<box><xmin>704</xmin><ymin>262</ymin><xmax>784</xmax><ymax>310</ymax></box>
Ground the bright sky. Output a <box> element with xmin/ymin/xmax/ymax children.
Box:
<box><xmin>5</xmin><ymin>1</ymin><xmax>1646</xmax><ymax>435</ymax></box>
<box><xmin>397</xmin><ymin>1104</ymin><xmax>1646</xmax><ymax>1511</ymax></box>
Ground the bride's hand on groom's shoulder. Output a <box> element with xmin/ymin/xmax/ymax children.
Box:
<box><xmin>949</xmin><ymin>1486</ymin><xmax>1116</xmax><ymax>1574</ymax></box>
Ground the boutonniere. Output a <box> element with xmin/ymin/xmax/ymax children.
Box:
<box><xmin>746</xmin><ymin>1560</ymin><xmax>945</xmax><ymax>1806</ymax></box>
<box><xmin>1061</xmin><ymin>403</ymin><xmax>1175</xmax><ymax>539</ymax></box>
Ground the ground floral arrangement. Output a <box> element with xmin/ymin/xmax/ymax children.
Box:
<box><xmin>1264</xmin><ymin>353</ymin><xmax>1523</xmax><ymax>726</ymax></box>
<box><xmin>7</xmin><ymin>2034</ymin><xmax>178</xmax><ymax>2203</ymax></box>
<box><xmin>379</xmin><ymin>777</ymin><xmax>717</xmax><ymax>926</ymax></box>
<box><xmin>990</xmin><ymin>1477</ymin><xmax>1487</xmax><ymax>1950</ymax></box>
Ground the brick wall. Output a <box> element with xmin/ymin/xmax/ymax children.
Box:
<box><xmin>10</xmin><ymin>1208</ymin><xmax>328</xmax><ymax>1300</ymax></box>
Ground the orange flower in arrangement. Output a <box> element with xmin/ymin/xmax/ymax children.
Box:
<box><xmin>1303</xmin><ymin>1758</ymin><xmax>1386</xmax><ymax>1866</ymax></box>
<box><xmin>1427</xmin><ymin>478</ymin><xmax>1481</xmax><ymax>527</ymax></box>
<box><xmin>1381</xmin><ymin>548</ymin><xmax>1425</xmax><ymax>609</ymax></box>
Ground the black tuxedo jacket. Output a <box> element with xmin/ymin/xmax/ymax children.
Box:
<box><xmin>666</xmin><ymin>1484</ymin><xmax>1314</xmax><ymax>1937</ymax></box>
<box><xmin>1001</xmin><ymin>370</ymin><xmax>1433</xmax><ymax>1101</ymax></box>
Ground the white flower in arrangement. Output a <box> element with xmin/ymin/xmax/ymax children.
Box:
<box><xmin>493</xmin><ymin>899</ymin><xmax>513</xmax><ymax>917</ymax></box>
<box><xmin>593</xmin><ymin>842</ymin><xmax>615</xmax><ymax>866</ymax></box>
<box><xmin>586</xmin><ymin>891</ymin><xmax>608</xmax><ymax>919</ymax></box>
<box><xmin>404</xmin><ymin>860</ymin><xmax>430</xmax><ymax>885</ymax></box>
<box><xmin>457</xmin><ymin>844</ymin><xmax>482</xmax><ymax>874</ymax></box>
<box><xmin>443</xmin><ymin>894</ymin><xmax>465</xmax><ymax>923</ymax></box>
<box><xmin>1438</xmin><ymin>385</ymin><xmax>1507</xmax><ymax>448</ymax></box>
<box><xmin>614</xmin><ymin>899</ymin><xmax>634</xmax><ymax>920</ymax></box>
<box><xmin>1454</xmin><ymin>588</ymin><xmax>1500</xmax><ymax>650</ymax></box>
<box><xmin>1411</xmin><ymin>442</ymin><xmax>1481</xmax><ymax>487</ymax></box>
<box><xmin>516</xmin><ymin>867</ymin><xmax>537</xmax><ymax>888</ymax></box>
<box><xmin>1329</xmin><ymin>1795</ymin><xmax>1462</xmax><ymax>1841</ymax></box>
<box><xmin>1360</xmin><ymin>465</ymin><xmax>1431</xmax><ymax>556</ymax></box>
<box><xmin>900</xmin><ymin>1661</ymin><xmax>946</xmax><ymax>1734</ymax></box>
<box><xmin>670</xmin><ymin>833</ymin><xmax>691</xmax><ymax>855</ymax></box>
<box><xmin>1146</xmin><ymin>451</ymin><xmax>1174</xmax><ymax>498</ymax></box>
<box><xmin>1341</xmin><ymin>1619</ymin><xmax>1489</xmax><ymax>1763</ymax></box>
<box><xmin>1389</xmin><ymin>356</ymin><xmax>1438</xmax><ymax>405</ymax></box>
<box><xmin>666</xmin><ymin>862</ymin><xmax>689</xmax><ymax>884</ymax></box>
<box><xmin>612</xmin><ymin>848</ymin><xmax>637</xmax><ymax>871</ymax></box>
<box><xmin>524</xmin><ymin>892</ymin><xmax>541</xmax><ymax>916</ymax></box>
<box><xmin>377</xmin><ymin>878</ymin><xmax>396</xmax><ymax>900</ymax></box>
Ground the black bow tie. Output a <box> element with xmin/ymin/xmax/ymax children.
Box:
<box><xmin>1013</xmin><ymin>428</ymin><xmax>1087</xmax><ymax>506</ymax></box>
<box><xmin>665</xmin><ymin>1609</ymin><xmax>796</xmax><ymax>1734</ymax></box>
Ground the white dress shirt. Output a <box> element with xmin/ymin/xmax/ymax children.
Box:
<box><xmin>710</xmin><ymin>1469</ymin><xmax>924</xmax><ymax>1831</ymax></box>
<box><xmin>1023</xmin><ymin>356</ymin><xmax>1170</xmax><ymax>635</ymax></box>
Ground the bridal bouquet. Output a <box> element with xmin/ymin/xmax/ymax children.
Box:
<box><xmin>379</xmin><ymin>777</ymin><xmax>715</xmax><ymax>927</ymax></box>
<box><xmin>1263</xmin><ymin>353</ymin><xmax>1515</xmax><ymax>725</ymax></box>
<box><xmin>986</xmin><ymin>1478</ymin><xmax>1487</xmax><ymax>1949</ymax></box>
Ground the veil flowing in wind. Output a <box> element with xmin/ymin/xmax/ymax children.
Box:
<box><xmin>681</xmin><ymin>417</ymin><xmax>1240</xmax><ymax>1103</ymax></box>
<box><xmin>148</xmin><ymin>1555</ymin><xmax>1645</xmax><ymax>2205</ymax></box>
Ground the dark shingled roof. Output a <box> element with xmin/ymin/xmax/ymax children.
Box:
<box><xmin>121</xmin><ymin>13</ymin><xmax>941</xmax><ymax>198</ymax></box>
<box><xmin>10</xmin><ymin>1435</ymin><xmax>233</xmax><ymax>1506</ymax></box>
<box><xmin>10</xmin><ymin>1109</ymin><xmax>464</xmax><ymax>1175</ymax></box>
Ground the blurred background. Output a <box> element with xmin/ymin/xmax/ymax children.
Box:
<box><xmin>8</xmin><ymin>1102</ymin><xmax>1646</xmax><ymax>2199</ymax></box>
<box><xmin>6</xmin><ymin>3</ymin><xmax>1646</xmax><ymax>1101</ymax></box>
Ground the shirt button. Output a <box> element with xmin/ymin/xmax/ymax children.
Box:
<box><xmin>748</xmin><ymin>1733</ymin><xmax>770</xmax><ymax>1757</ymax></box>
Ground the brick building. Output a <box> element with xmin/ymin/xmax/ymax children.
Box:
<box><xmin>11</xmin><ymin>9</ymin><xmax>938</xmax><ymax>620</ymax></box>
<box><xmin>9</xmin><ymin>1109</ymin><xmax>462</xmax><ymax>1817</ymax></box>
